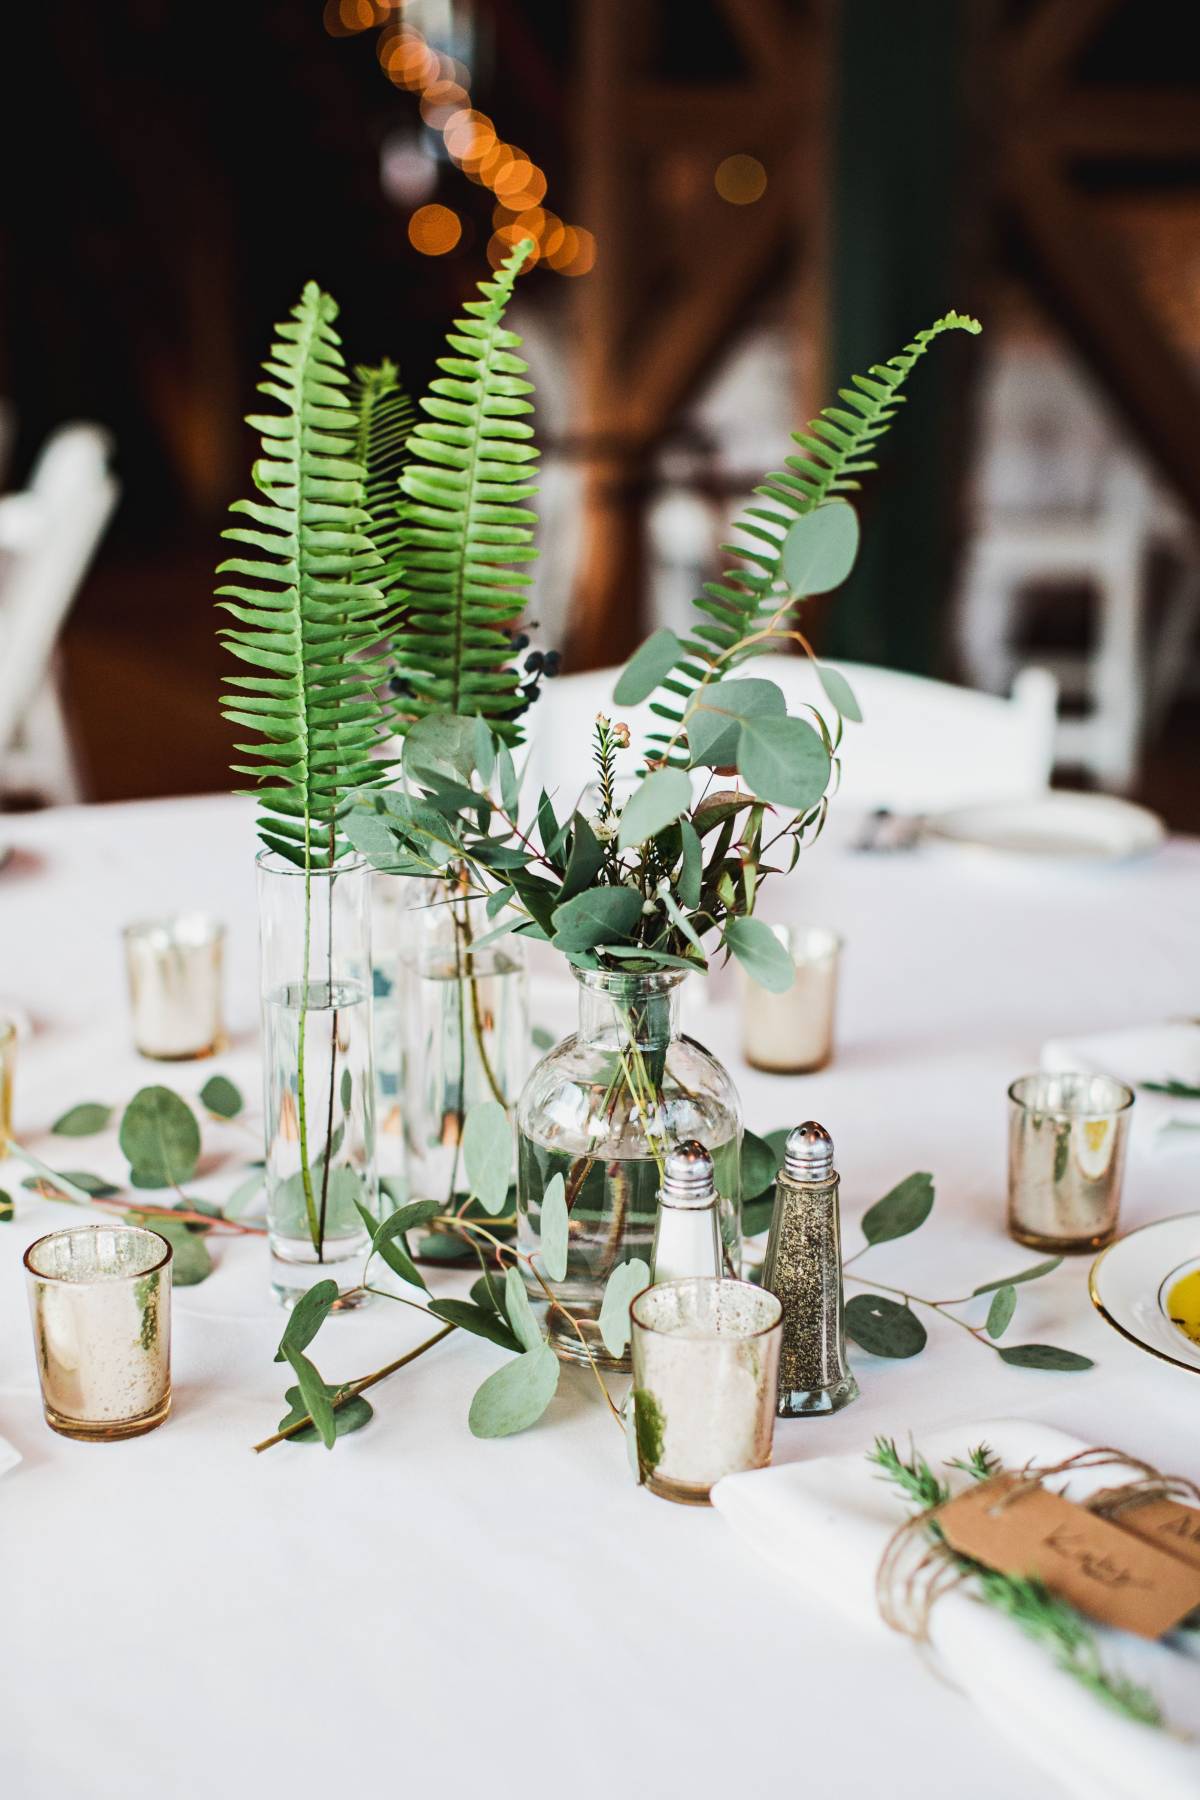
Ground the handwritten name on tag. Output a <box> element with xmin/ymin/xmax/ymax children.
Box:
<box><xmin>1096</xmin><ymin>1494</ymin><xmax>1200</xmax><ymax>1575</ymax></box>
<box><xmin>936</xmin><ymin>1475</ymin><xmax>1200</xmax><ymax>1639</ymax></box>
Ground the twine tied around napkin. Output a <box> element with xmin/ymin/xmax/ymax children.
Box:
<box><xmin>872</xmin><ymin>1440</ymin><xmax>1200</xmax><ymax>1733</ymax></box>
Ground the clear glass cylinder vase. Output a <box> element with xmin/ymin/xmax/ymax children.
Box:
<box><xmin>517</xmin><ymin>969</ymin><xmax>742</xmax><ymax>1371</ymax></box>
<box><xmin>387</xmin><ymin>876</ymin><xmax>530</xmax><ymax>1218</ymax></box>
<box><xmin>257</xmin><ymin>851</ymin><xmax>378</xmax><ymax>1307</ymax></box>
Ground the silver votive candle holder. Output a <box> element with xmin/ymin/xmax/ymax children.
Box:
<box><xmin>1</xmin><ymin>1013</ymin><xmax>16</xmax><ymax>1160</ymax></box>
<box><xmin>630</xmin><ymin>1278</ymin><xmax>783</xmax><ymax>1505</ymax></box>
<box><xmin>123</xmin><ymin>913</ymin><xmax>225</xmax><ymax>1059</ymax></box>
<box><xmin>741</xmin><ymin>925</ymin><xmax>842</xmax><ymax>1073</ymax></box>
<box><xmin>25</xmin><ymin>1224</ymin><xmax>173</xmax><ymax>1440</ymax></box>
<box><xmin>1007</xmin><ymin>1072</ymin><xmax>1134</xmax><ymax>1254</ymax></box>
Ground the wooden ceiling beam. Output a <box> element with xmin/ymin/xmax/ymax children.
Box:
<box><xmin>1043</xmin><ymin>90</ymin><xmax>1200</xmax><ymax>159</ymax></box>
<box><xmin>1007</xmin><ymin>0</ymin><xmax>1124</xmax><ymax>95</ymax></box>
<box><xmin>1006</xmin><ymin>144</ymin><xmax>1200</xmax><ymax>521</ymax></box>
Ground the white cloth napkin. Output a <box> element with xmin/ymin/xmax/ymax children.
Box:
<box><xmin>1041</xmin><ymin>1023</ymin><xmax>1200</xmax><ymax>1151</ymax></box>
<box><xmin>712</xmin><ymin>1419</ymin><xmax>1200</xmax><ymax>1800</ymax></box>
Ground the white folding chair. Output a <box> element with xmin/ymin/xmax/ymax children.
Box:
<box><xmin>522</xmin><ymin>656</ymin><xmax>1057</xmax><ymax>818</ymax></box>
<box><xmin>0</xmin><ymin>423</ymin><xmax>118</xmax><ymax>804</ymax></box>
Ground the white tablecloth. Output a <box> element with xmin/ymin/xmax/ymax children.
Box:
<box><xmin>2</xmin><ymin>796</ymin><xmax>1198</xmax><ymax>1800</ymax></box>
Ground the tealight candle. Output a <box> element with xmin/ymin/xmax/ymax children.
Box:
<box><xmin>741</xmin><ymin>925</ymin><xmax>842</xmax><ymax>1073</ymax></box>
<box><xmin>123</xmin><ymin>913</ymin><xmax>225</xmax><ymax>1060</ymax></box>
<box><xmin>630</xmin><ymin>1278</ymin><xmax>782</xmax><ymax>1504</ymax></box>
<box><xmin>25</xmin><ymin>1224</ymin><xmax>173</xmax><ymax>1440</ymax></box>
<box><xmin>1007</xmin><ymin>1072</ymin><xmax>1134</xmax><ymax>1253</ymax></box>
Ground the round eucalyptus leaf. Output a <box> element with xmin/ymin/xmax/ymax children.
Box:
<box><xmin>118</xmin><ymin>1087</ymin><xmax>201</xmax><ymax>1188</ymax></box>
<box><xmin>51</xmin><ymin>1103</ymin><xmax>113</xmax><ymax>1137</ymax></box>
<box><xmin>736</xmin><ymin>714</ymin><xmax>831</xmax><ymax>810</ymax></box>
<box><xmin>598</xmin><ymin>1257</ymin><xmax>651</xmax><ymax>1359</ymax></box>
<box><xmin>844</xmin><ymin>1293</ymin><xmax>927</xmax><ymax>1358</ymax></box>
<box><xmin>503</xmin><ymin>1265</ymin><xmax>543</xmax><ymax>1353</ymax></box>
<box><xmin>780</xmin><ymin>499</ymin><xmax>860</xmax><ymax>596</ymax></box>
<box><xmin>616</xmin><ymin>768</ymin><xmax>692</xmax><ymax>851</ymax></box>
<box><xmin>816</xmin><ymin>663</ymin><xmax>863</xmax><ymax>724</ymax></box>
<box><xmin>468</xmin><ymin>1344</ymin><xmax>560</xmax><ymax>1439</ymax></box>
<box><xmin>985</xmin><ymin>1284</ymin><xmax>1017</xmax><ymax>1340</ymax></box>
<box><xmin>550</xmin><ymin>885</ymin><xmax>642</xmax><ymax>954</ymax></box>
<box><xmin>997</xmin><ymin>1343</ymin><xmax>1094</xmax><ymax>1372</ymax></box>
<box><xmin>278</xmin><ymin>1385</ymin><xmax>373</xmax><ymax>1445</ymax></box>
<box><xmin>613</xmin><ymin>628</ymin><xmax>684</xmax><ymax>705</ymax></box>
<box><xmin>199</xmin><ymin>1075</ymin><xmax>243</xmax><ymax>1120</ymax></box>
<box><xmin>124</xmin><ymin>1213</ymin><xmax>212</xmax><ymax>1286</ymax></box>
<box><xmin>426</xmin><ymin>1298</ymin><xmax>522</xmax><ymax>1354</ymax></box>
<box><xmin>741</xmin><ymin>1129</ymin><xmax>784</xmax><ymax>1200</ymax></box>
<box><xmin>723</xmin><ymin>917</ymin><xmax>795</xmax><ymax>994</ymax></box>
<box><xmin>0</xmin><ymin>1190</ymin><xmax>12</xmax><ymax>1223</ymax></box>
<box><xmin>972</xmin><ymin>1256</ymin><xmax>1062</xmax><ymax>1297</ymax></box>
<box><xmin>462</xmin><ymin>1102</ymin><xmax>513</xmax><ymax>1216</ymax></box>
<box><xmin>539</xmin><ymin>1173</ymin><xmax>569</xmax><ymax>1281</ymax></box>
<box><xmin>860</xmin><ymin>1172</ymin><xmax>934</xmax><ymax>1244</ymax></box>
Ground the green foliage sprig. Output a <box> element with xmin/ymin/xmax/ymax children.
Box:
<box><xmin>742</xmin><ymin>1135</ymin><xmax>1094</xmax><ymax>1371</ymax></box>
<box><xmin>869</xmin><ymin>1438</ymin><xmax>1165</xmax><ymax>1728</ymax></box>
<box><xmin>389</xmin><ymin>240</ymin><xmax>539</xmax><ymax>743</ymax></box>
<box><xmin>617</xmin><ymin>311</ymin><xmax>981</xmax><ymax>765</ymax></box>
<box><xmin>216</xmin><ymin>281</ymin><xmax>398</xmax><ymax>868</ymax></box>
<box><xmin>6</xmin><ymin>1078</ymin><xmax>264</xmax><ymax>1285</ymax></box>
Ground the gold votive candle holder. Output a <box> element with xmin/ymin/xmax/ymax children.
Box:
<box><xmin>1</xmin><ymin>1014</ymin><xmax>16</xmax><ymax>1160</ymax></box>
<box><xmin>25</xmin><ymin>1225</ymin><xmax>173</xmax><ymax>1440</ymax></box>
<box><xmin>630</xmin><ymin>1278</ymin><xmax>783</xmax><ymax>1505</ymax></box>
<box><xmin>123</xmin><ymin>913</ymin><xmax>225</xmax><ymax>1059</ymax></box>
<box><xmin>741</xmin><ymin>925</ymin><xmax>842</xmax><ymax>1073</ymax></box>
<box><xmin>1007</xmin><ymin>1072</ymin><xmax>1134</xmax><ymax>1254</ymax></box>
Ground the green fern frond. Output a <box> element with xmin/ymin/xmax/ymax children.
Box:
<box><xmin>215</xmin><ymin>281</ymin><xmax>397</xmax><ymax>868</ymax></box>
<box><xmin>392</xmin><ymin>239</ymin><xmax>538</xmax><ymax>744</ymax></box>
<box><xmin>353</xmin><ymin>358</ymin><xmax>414</xmax><ymax>587</ymax></box>
<box><xmin>646</xmin><ymin>310</ymin><xmax>981</xmax><ymax>753</ymax></box>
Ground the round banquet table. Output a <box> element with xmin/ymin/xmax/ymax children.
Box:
<box><xmin>1</xmin><ymin>794</ymin><xmax>1198</xmax><ymax>1800</ymax></box>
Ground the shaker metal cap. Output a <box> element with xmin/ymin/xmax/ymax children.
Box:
<box><xmin>662</xmin><ymin>1139</ymin><xmax>716</xmax><ymax>1207</ymax></box>
<box><xmin>785</xmin><ymin>1121</ymin><xmax>834</xmax><ymax>1181</ymax></box>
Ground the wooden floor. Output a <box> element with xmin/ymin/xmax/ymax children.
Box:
<box><xmin>9</xmin><ymin>540</ymin><xmax>1200</xmax><ymax>833</ymax></box>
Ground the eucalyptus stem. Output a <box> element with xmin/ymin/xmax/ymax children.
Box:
<box><xmin>252</xmin><ymin>1322</ymin><xmax>456</xmax><ymax>1453</ymax></box>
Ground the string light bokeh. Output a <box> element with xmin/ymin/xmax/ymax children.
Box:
<box><xmin>325</xmin><ymin>0</ymin><xmax>597</xmax><ymax>275</ymax></box>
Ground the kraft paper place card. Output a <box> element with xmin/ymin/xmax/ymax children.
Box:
<box><xmin>1093</xmin><ymin>1493</ymin><xmax>1200</xmax><ymax>1576</ymax></box>
<box><xmin>936</xmin><ymin>1475</ymin><xmax>1200</xmax><ymax>1639</ymax></box>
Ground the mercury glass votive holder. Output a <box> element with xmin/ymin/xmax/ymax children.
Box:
<box><xmin>741</xmin><ymin>925</ymin><xmax>842</xmax><ymax>1073</ymax></box>
<box><xmin>630</xmin><ymin>1278</ymin><xmax>783</xmax><ymax>1505</ymax></box>
<box><xmin>1</xmin><ymin>1014</ymin><xmax>16</xmax><ymax>1160</ymax></box>
<box><xmin>25</xmin><ymin>1225</ymin><xmax>173</xmax><ymax>1440</ymax></box>
<box><xmin>1007</xmin><ymin>1072</ymin><xmax>1134</xmax><ymax>1253</ymax></box>
<box><xmin>123</xmin><ymin>913</ymin><xmax>225</xmax><ymax>1060</ymax></box>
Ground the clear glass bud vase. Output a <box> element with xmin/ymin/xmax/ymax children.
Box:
<box><xmin>257</xmin><ymin>851</ymin><xmax>378</xmax><ymax>1307</ymax></box>
<box><xmin>391</xmin><ymin>876</ymin><xmax>530</xmax><ymax>1215</ymax></box>
<box><xmin>518</xmin><ymin>969</ymin><xmax>742</xmax><ymax>1370</ymax></box>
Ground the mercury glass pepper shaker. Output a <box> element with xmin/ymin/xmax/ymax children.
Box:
<box><xmin>650</xmin><ymin>1140</ymin><xmax>724</xmax><ymax>1285</ymax></box>
<box><xmin>760</xmin><ymin>1121</ymin><xmax>859</xmax><ymax>1417</ymax></box>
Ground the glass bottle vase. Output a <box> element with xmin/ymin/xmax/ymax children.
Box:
<box><xmin>517</xmin><ymin>969</ymin><xmax>742</xmax><ymax>1371</ymax></box>
<box><xmin>388</xmin><ymin>877</ymin><xmax>530</xmax><ymax>1221</ymax></box>
<box><xmin>257</xmin><ymin>851</ymin><xmax>378</xmax><ymax>1307</ymax></box>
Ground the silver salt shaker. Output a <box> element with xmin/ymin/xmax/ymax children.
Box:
<box><xmin>650</xmin><ymin>1140</ymin><xmax>723</xmax><ymax>1285</ymax></box>
<box><xmin>760</xmin><ymin>1121</ymin><xmax>859</xmax><ymax>1417</ymax></box>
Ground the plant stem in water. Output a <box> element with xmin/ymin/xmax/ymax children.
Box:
<box><xmin>295</xmin><ymin>819</ymin><xmax>321</xmax><ymax>1253</ymax></box>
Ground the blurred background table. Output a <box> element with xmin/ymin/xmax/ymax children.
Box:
<box><xmin>2</xmin><ymin>796</ymin><xmax>1197</xmax><ymax>1799</ymax></box>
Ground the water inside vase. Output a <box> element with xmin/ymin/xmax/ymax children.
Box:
<box><xmin>263</xmin><ymin>977</ymin><xmax>375</xmax><ymax>1305</ymax></box>
<box><xmin>401</xmin><ymin>952</ymin><xmax>528</xmax><ymax>1209</ymax></box>
<box><xmin>518</xmin><ymin>1125</ymin><xmax>740</xmax><ymax>1368</ymax></box>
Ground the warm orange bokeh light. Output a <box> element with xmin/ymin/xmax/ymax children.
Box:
<box><xmin>420</xmin><ymin>81</ymin><xmax>468</xmax><ymax>125</ymax></box>
<box><xmin>714</xmin><ymin>154</ymin><xmax>767</xmax><ymax>205</ymax></box>
<box><xmin>327</xmin><ymin>0</ymin><xmax>386</xmax><ymax>34</ymax></box>
<box><xmin>491</xmin><ymin>155</ymin><xmax>535</xmax><ymax>200</ymax></box>
<box><xmin>488</xmin><ymin>223</ymin><xmax>541</xmax><ymax>269</ymax></box>
<box><xmin>538</xmin><ymin>212</ymin><xmax>566</xmax><ymax>259</ymax></box>
<box><xmin>443</xmin><ymin>109</ymin><xmax>495</xmax><ymax>162</ymax></box>
<box><xmin>380</xmin><ymin>31</ymin><xmax>438</xmax><ymax>89</ymax></box>
<box><xmin>409</xmin><ymin>203</ymin><xmax>463</xmax><ymax>256</ymax></box>
<box><xmin>558</xmin><ymin>226</ymin><xmax>597</xmax><ymax>276</ymax></box>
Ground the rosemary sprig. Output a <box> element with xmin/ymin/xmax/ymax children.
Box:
<box><xmin>869</xmin><ymin>1438</ymin><xmax>1165</xmax><ymax>1730</ymax></box>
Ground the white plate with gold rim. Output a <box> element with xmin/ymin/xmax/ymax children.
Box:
<box><xmin>1089</xmin><ymin>1213</ymin><xmax>1200</xmax><ymax>1373</ymax></box>
<box><xmin>927</xmin><ymin>792</ymin><xmax>1165</xmax><ymax>864</ymax></box>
